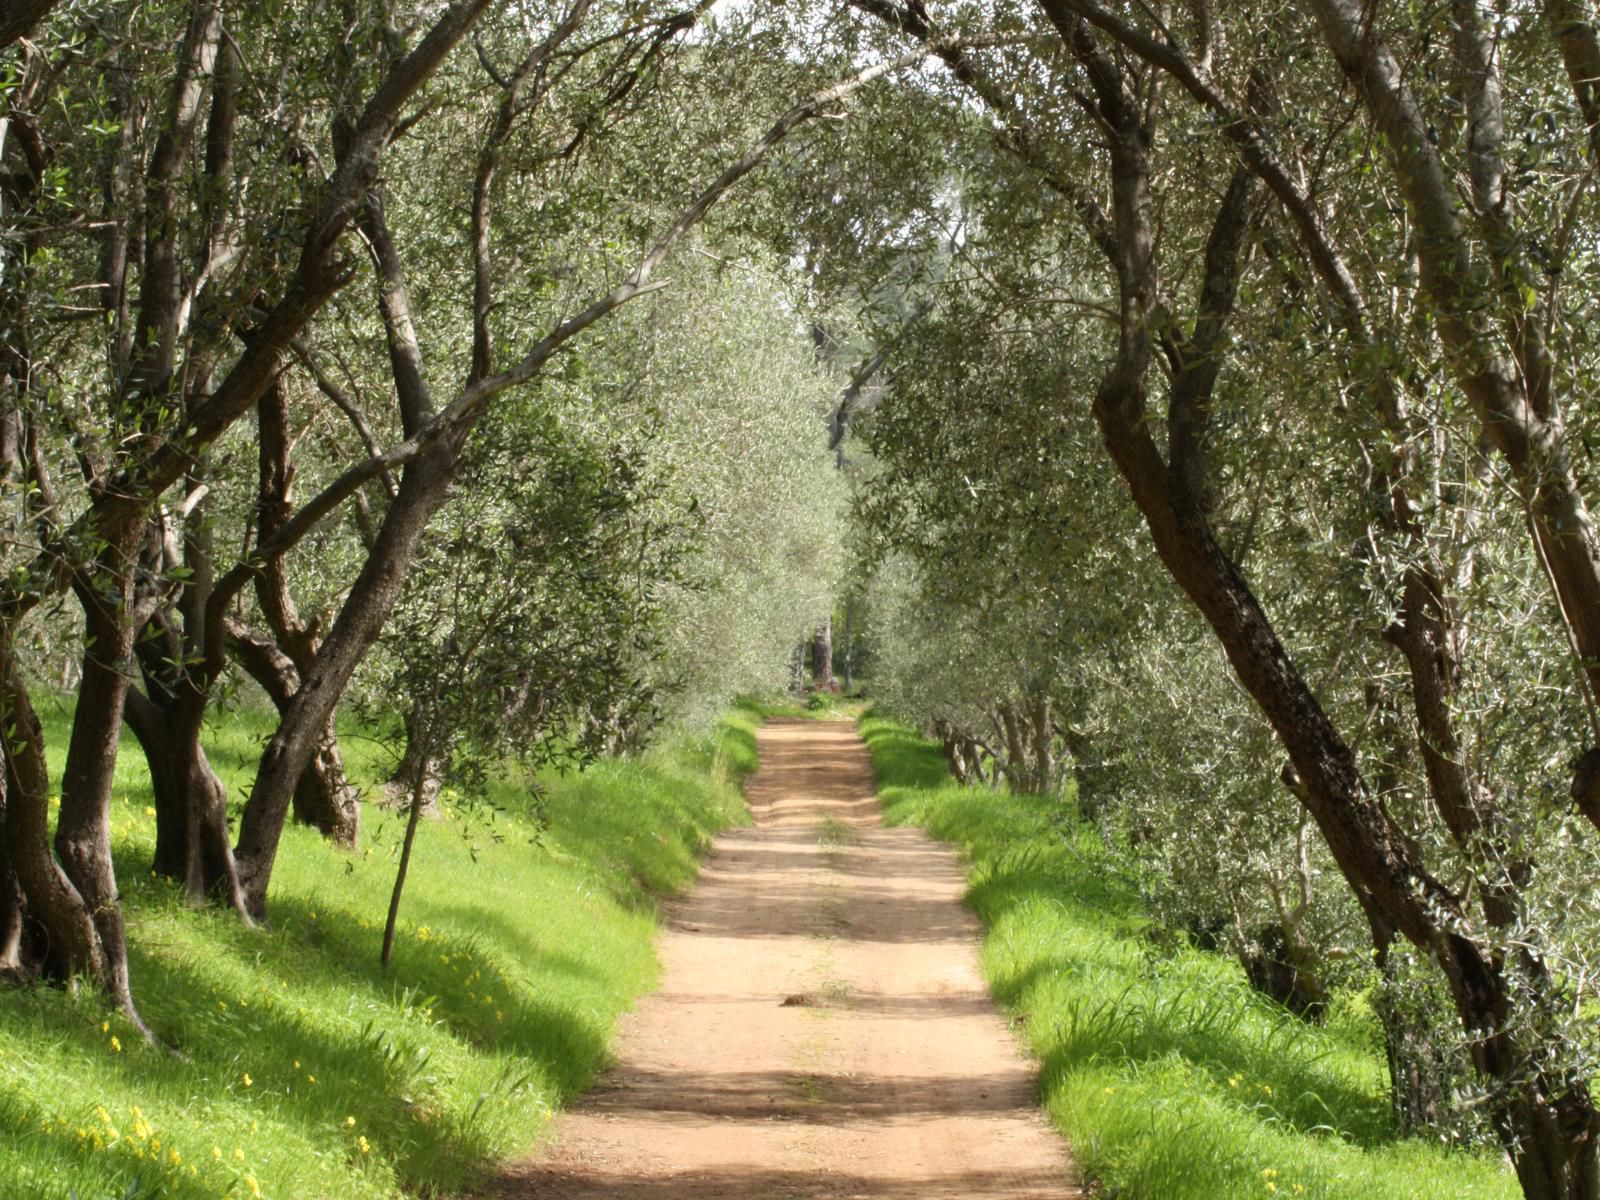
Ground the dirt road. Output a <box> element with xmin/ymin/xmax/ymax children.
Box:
<box><xmin>487</xmin><ymin>718</ymin><xmax>1082</xmax><ymax>1199</ymax></box>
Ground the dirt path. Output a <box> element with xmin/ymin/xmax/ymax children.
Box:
<box><xmin>486</xmin><ymin>718</ymin><xmax>1083</xmax><ymax>1200</ymax></box>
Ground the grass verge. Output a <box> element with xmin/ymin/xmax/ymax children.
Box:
<box><xmin>858</xmin><ymin>711</ymin><xmax>1515</xmax><ymax>1200</ymax></box>
<box><xmin>0</xmin><ymin>700</ymin><xmax>756</xmax><ymax>1199</ymax></box>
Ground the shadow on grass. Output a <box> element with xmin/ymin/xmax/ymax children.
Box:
<box><xmin>542</xmin><ymin>770</ymin><xmax>732</xmax><ymax>909</ymax></box>
<box><xmin>10</xmin><ymin>698</ymin><xmax>768</xmax><ymax>1200</ymax></box>
<box><xmin>94</xmin><ymin>893</ymin><xmax>609</xmax><ymax>1188</ymax></box>
<box><xmin>860</xmin><ymin>713</ymin><xmax>1403</xmax><ymax>1155</ymax></box>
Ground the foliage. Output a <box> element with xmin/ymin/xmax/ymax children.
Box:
<box><xmin>558</xmin><ymin>250</ymin><xmax>851</xmax><ymax>730</ymax></box>
<box><xmin>377</xmin><ymin>403</ymin><xmax>689</xmax><ymax>792</ymax></box>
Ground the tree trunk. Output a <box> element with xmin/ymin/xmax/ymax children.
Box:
<box><xmin>960</xmin><ymin>736</ymin><xmax>984</xmax><ymax>785</ymax></box>
<box><xmin>121</xmin><ymin>689</ymin><xmax>247</xmax><ymax>912</ymax></box>
<box><xmin>841</xmin><ymin>597</ymin><xmax>854</xmax><ymax>692</ymax></box>
<box><xmin>1240</xmin><ymin>920</ymin><xmax>1327</xmax><ymax>1020</ymax></box>
<box><xmin>935</xmin><ymin>719</ymin><xmax>968</xmax><ymax>784</ymax></box>
<box><xmin>1031</xmin><ymin>694</ymin><xmax>1054</xmax><ymax>795</ymax></box>
<box><xmin>0</xmin><ymin>0</ymin><xmax>60</xmax><ymax>51</ymax></box>
<box><xmin>295</xmin><ymin>729</ymin><xmax>362</xmax><ymax>841</ymax></box>
<box><xmin>0</xmin><ymin>646</ymin><xmax>99</xmax><ymax>988</ymax></box>
<box><xmin>1362</xmin><ymin>906</ymin><xmax>1459</xmax><ymax>1137</ymax></box>
<box><xmin>250</xmin><ymin>377</ymin><xmax>361</xmax><ymax>845</ymax></box>
<box><xmin>812</xmin><ymin>616</ymin><xmax>834</xmax><ymax>689</ymax></box>
<box><xmin>235</xmin><ymin>441</ymin><xmax>459</xmax><ymax>918</ymax></box>
<box><xmin>380</xmin><ymin>760</ymin><xmax>430</xmax><ymax>969</ymax></box>
<box><xmin>24</xmin><ymin>527</ymin><xmax>154</xmax><ymax>1034</ymax></box>
<box><xmin>0</xmin><ymin>775</ymin><xmax>38</xmax><ymax>984</ymax></box>
<box><xmin>998</xmin><ymin>702</ymin><xmax>1028</xmax><ymax>790</ymax></box>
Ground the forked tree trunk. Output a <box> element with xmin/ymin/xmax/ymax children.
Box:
<box><xmin>227</xmin><ymin>620</ymin><xmax>362</xmax><ymax>843</ymax></box>
<box><xmin>960</xmin><ymin>737</ymin><xmax>984</xmax><ymax>785</ymax></box>
<box><xmin>0</xmin><ymin>660</ymin><xmax>93</xmax><ymax>987</ymax></box>
<box><xmin>122</xmin><ymin>689</ymin><xmax>247</xmax><ymax>912</ymax></box>
<box><xmin>0</xmin><ymin>528</ymin><xmax>158</xmax><ymax>1034</ymax></box>
<box><xmin>251</xmin><ymin>377</ymin><xmax>361</xmax><ymax>845</ymax></box>
<box><xmin>236</xmin><ymin>440</ymin><xmax>461</xmax><ymax>918</ymax></box>
<box><xmin>1239</xmin><ymin>921</ymin><xmax>1328</xmax><ymax>1020</ymax></box>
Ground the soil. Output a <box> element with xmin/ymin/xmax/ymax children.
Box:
<box><xmin>483</xmin><ymin>717</ymin><xmax>1084</xmax><ymax>1199</ymax></box>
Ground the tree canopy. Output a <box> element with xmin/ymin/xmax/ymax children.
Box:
<box><xmin>9</xmin><ymin>2</ymin><xmax>1600</xmax><ymax>1196</ymax></box>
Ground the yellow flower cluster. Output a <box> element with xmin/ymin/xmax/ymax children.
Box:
<box><xmin>1259</xmin><ymin>1167</ymin><xmax>1307</xmax><ymax>1195</ymax></box>
<box><xmin>39</xmin><ymin>1104</ymin><xmax>200</xmax><ymax>1182</ymax></box>
<box><xmin>1226</xmin><ymin>1073</ymin><xmax>1273</xmax><ymax>1098</ymax></box>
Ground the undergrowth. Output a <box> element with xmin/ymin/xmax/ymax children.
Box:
<box><xmin>0</xmin><ymin>699</ymin><xmax>759</xmax><ymax>1199</ymax></box>
<box><xmin>858</xmin><ymin>711</ymin><xmax>1515</xmax><ymax>1200</ymax></box>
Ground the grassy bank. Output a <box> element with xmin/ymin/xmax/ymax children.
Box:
<box><xmin>858</xmin><ymin>712</ymin><xmax>1515</xmax><ymax>1200</ymax></box>
<box><xmin>0</xmin><ymin>700</ymin><xmax>760</xmax><ymax>1199</ymax></box>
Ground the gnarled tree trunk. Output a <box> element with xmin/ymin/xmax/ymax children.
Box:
<box><xmin>121</xmin><ymin>686</ymin><xmax>246</xmax><ymax>913</ymax></box>
<box><xmin>250</xmin><ymin>375</ymin><xmax>361</xmax><ymax>845</ymax></box>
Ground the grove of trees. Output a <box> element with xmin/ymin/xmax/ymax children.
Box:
<box><xmin>0</xmin><ymin>0</ymin><xmax>850</xmax><ymax>1035</ymax></box>
<box><xmin>10</xmin><ymin>2</ymin><xmax>1600</xmax><ymax>1198</ymax></box>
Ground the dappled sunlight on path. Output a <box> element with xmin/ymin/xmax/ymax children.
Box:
<box><xmin>483</xmin><ymin>719</ymin><xmax>1082</xmax><ymax>1200</ymax></box>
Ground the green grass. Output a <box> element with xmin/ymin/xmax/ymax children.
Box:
<box><xmin>858</xmin><ymin>711</ymin><xmax>1516</xmax><ymax>1200</ymax></box>
<box><xmin>0</xmin><ymin>698</ymin><xmax>755</xmax><ymax>1199</ymax></box>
